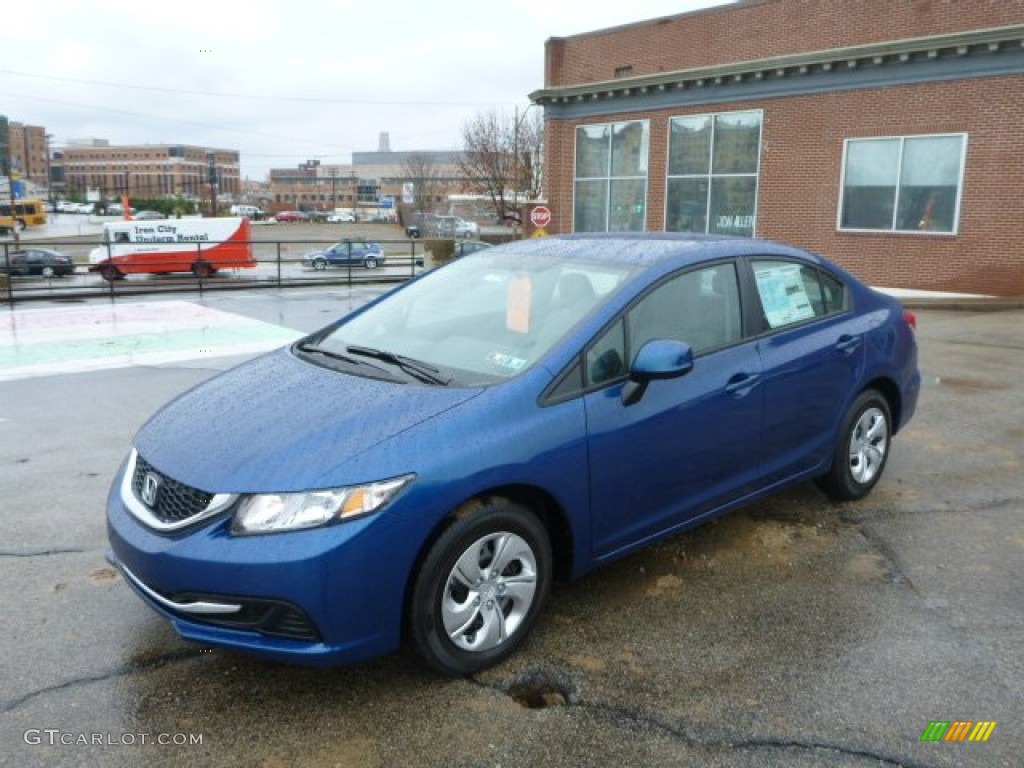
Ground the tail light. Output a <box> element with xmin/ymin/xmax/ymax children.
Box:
<box><xmin>903</xmin><ymin>309</ymin><xmax>917</xmax><ymax>330</ymax></box>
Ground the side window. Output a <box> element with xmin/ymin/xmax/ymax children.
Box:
<box><xmin>586</xmin><ymin>318</ymin><xmax>626</xmax><ymax>386</ymax></box>
<box><xmin>627</xmin><ymin>263</ymin><xmax>742</xmax><ymax>357</ymax></box>
<box><xmin>752</xmin><ymin>260</ymin><xmax>848</xmax><ymax>329</ymax></box>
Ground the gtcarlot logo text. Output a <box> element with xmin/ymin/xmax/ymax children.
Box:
<box><xmin>24</xmin><ymin>729</ymin><xmax>203</xmax><ymax>746</ymax></box>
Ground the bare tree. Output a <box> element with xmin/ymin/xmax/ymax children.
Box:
<box><xmin>459</xmin><ymin>107</ymin><xmax>543</xmax><ymax>222</ymax></box>
<box><xmin>400</xmin><ymin>152</ymin><xmax>445</xmax><ymax>216</ymax></box>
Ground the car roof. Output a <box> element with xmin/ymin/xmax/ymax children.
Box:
<box><xmin>493</xmin><ymin>233</ymin><xmax>822</xmax><ymax>270</ymax></box>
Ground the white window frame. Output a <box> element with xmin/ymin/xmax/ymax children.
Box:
<box><xmin>664</xmin><ymin>109</ymin><xmax>763</xmax><ymax>238</ymax></box>
<box><xmin>837</xmin><ymin>133</ymin><xmax>968</xmax><ymax>235</ymax></box>
<box><xmin>572</xmin><ymin>120</ymin><xmax>650</xmax><ymax>233</ymax></box>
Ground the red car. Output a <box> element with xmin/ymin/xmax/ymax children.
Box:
<box><xmin>274</xmin><ymin>210</ymin><xmax>309</xmax><ymax>223</ymax></box>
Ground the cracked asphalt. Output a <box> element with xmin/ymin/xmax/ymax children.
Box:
<box><xmin>1</xmin><ymin>295</ymin><xmax>1021</xmax><ymax>768</ymax></box>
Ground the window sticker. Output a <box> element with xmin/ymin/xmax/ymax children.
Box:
<box><xmin>486</xmin><ymin>352</ymin><xmax>528</xmax><ymax>371</ymax></box>
<box><xmin>755</xmin><ymin>264</ymin><xmax>815</xmax><ymax>328</ymax></box>
<box><xmin>506</xmin><ymin>275</ymin><xmax>533</xmax><ymax>333</ymax></box>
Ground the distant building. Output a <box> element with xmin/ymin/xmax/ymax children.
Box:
<box><xmin>60</xmin><ymin>142</ymin><xmax>240</xmax><ymax>201</ymax></box>
<box><xmin>3</xmin><ymin>120</ymin><xmax>50</xmax><ymax>189</ymax></box>
<box><xmin>532</xmin><ymin>0</ymin><xmax>1024</xmax><ymax>296</ymax></box>
<box><xmin>267</xmin><ymin>142</ymin><xmax>468</xmax><ymax>217</ymax></box>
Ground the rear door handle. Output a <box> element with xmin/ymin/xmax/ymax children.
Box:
<box><xmin>725</xmin><ymin>372</ymin><xmax>761</xmax><ymax>397</ymax></box>
<box><xmin>836</xmin><ymin>334</ymin><xmax>862</xmax><ymax>355</ymax></box>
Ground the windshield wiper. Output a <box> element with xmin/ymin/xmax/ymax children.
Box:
<box><xmin>295</xmin><ymin>341</ymin><xmax>394</xmax><ymax>378</ymax></box>
<box><xmin>346</xmin><ymin>345</ymin><xmax>452</xmax><ymax>386</ymax></box>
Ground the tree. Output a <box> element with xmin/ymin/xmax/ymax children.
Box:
<box><xmin>459</xmin><ymin>107</ymin><xmax>543</xmax><ymax>222</ymax></box>
<box><xmin>400</xmin><ymin>152</ymin><xmax>445</xmax><ymax>216</ymax></box>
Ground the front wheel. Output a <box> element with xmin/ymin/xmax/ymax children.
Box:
<box><xmin>364</xmin><ymin>256</ymin><xmax>378</xmax><ymax>269</ymax></box>
<box><xmin>409</xmin><ymin>500</ymin><xmax>552</xmax><ymax>675</ymax></box>
<box><xmin>191</xmin><ymin>260</ymin><xmax>214</xmax><ymax>278</ymax></box>
<box><xmin>41</xmin><ymin>266</ymin><xmax>56</xmax><ymax>278</ymax></box>
<box><xmin>14</xmin><ymin>219</ymin><xmax>26</xmax><ymax>232</ymax></box>
<box><xmin>312</xmin><ymin>257</ymin><xmax>328</xmax><ymax>270</ymax></box>
<box><xmin>817</xmin><ymin>389</ymin><xmax>892</xmax><ymax>501</ymax></box>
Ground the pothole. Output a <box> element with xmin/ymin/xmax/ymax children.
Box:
<box><xmin>505</xmin><ymin>669</ymin><xmax>574</xmax><ymax>709</ymax></box>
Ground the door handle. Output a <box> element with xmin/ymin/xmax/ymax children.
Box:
<box><xmin>835</xmin><ymin>335</ymin><xmax>862</xmax><ymax>354</ymax></box>
<box><xmin>725</xmin><ymin>372</ymin><xmax>761</xmax><ymax>397</ymax></box>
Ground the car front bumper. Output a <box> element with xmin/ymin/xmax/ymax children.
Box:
<box><xmin>105</xmin><ymin>462</ymin><xmax>412</xmax><ymax>667</ymax></box>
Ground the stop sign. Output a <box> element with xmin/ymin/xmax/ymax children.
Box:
<box><xmin>530</xmin><ymin>206</ymin><xmax>552</xmax><ymax>228</ymax></box>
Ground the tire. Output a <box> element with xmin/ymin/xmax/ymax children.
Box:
<box><xmin>191</xmin><ymin>261</ymin><xmax>213</xmax><ymax>278</ymax></box>
<box><xmin>312</xmin><ymin>257</ymin><xmax>328</xmax><ymax>270</ymax></box>
<box><xmin>41</xmin><ymin>266</ymin><xmax>56</xmax><ymax>278</ymax></box>
<box><xmin>364</xmin><ymin>257</ymin><xmax>378</xmax><ymax>269</ymax></box>
<box><xmin>409</xmin><ymin>500</ymin><xmax>552</xmax><ymax>675</ymax></box>
<box><xmin>817</xmin><ymin>389</ymin><xmax>892</xmax><ymax>501</ymax></box>
<box><xmin>14</xmin><ymin>219</ymin><xmax>26</xmax><ymax>232</ymax></box>
<box><xmin>99</xmin><ymin>264</ymin><xmax>123</xmax><ymax>282</ymax></box>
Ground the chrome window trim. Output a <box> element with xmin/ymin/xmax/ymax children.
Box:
<box><xmin>121</xmin><ymin>448</ymin><xmax>238</xmax><ymax>532</ymax></box>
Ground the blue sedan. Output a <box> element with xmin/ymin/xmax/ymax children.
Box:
<box><xmin>106</xmin><ymin>234</ymin><xmax>919</xmax><ymax>674</ymax></box>
<box><xmin>302</xmin><ymin>240</ymin><xmax>384</xmax><ymax>270</ymax></box>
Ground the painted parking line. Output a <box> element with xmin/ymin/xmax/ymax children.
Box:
<box><xmin>0</xmin><ymin>300</ymin><xmax>302</xmax><ymax>382</ymax></box>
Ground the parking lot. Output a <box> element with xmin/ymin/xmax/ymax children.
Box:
<box><xmin>0</xmin><ymin>291</ymin><xmax>1021</xmax><ymax>767</ymax></box>
<box><xmin>1</xmin><ymin>221</ymin><xmax>434</xmax><ymax>303</ymax></box>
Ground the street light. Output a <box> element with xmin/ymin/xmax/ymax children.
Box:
<box><xmin>513</xmin><ymin>103</ymin><xmax>541</xmax><ymax>236</ymax></box>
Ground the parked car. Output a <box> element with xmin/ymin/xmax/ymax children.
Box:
<box><xmin>305</xmin><ymin>210</ymin><xmax>329</xmax><ymax>223</ymax></box>
<box><xmin>453</xmin><ymin>240</ymin><xmax>493</xmax><ymax>258</ymax></box>
<box><xmin>327</xmin><ymin>211</ymin><xmax>357</xmax><ymax>223</ymax></box>
<box><xmin>132</xmin><ymin>210</ymin><xmax>166</xmax><ymax>220</ymax></box>
<box><xmin>302</xmin><ymin>240</ymin><xmax>385</xmax><ymax>270</ymax></box>
<box><xmin>2</xmin><ymin>248</ymin><xmax>75</xmax><ymax>277</ymax></box>
<box><xmin>274</xmin><ymin>211</ymin><xmax>309</xmax><ymax>223</ymax></box>
<box><xmin>105</xmin><ymin>234</ymin><xmax>919</xmax><ymax>675</ymax></box>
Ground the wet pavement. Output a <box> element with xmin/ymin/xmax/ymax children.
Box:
<box><xmin>0</xmin><ymin>293</ymin><xmax>1021</xmax><ymax>767</ymax></box>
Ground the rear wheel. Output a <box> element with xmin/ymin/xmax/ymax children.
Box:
<box><xmin>14</xmin><ymin>219</ymin><xmax>26</xmax><ymax>232</ymax></box>
<box><xmin>817</xmin><ymin>389</ymin><xmax>892</xmax><ymax>501</ymax></box>
<box><xmin>41</xmin><ymin>266</ymin><xmax>56</xmax><ymax>278</ymax></box>
<box><xmin>410</xmin><ymin>500</ymin><xmax>551</xmax><ymax>675</ymax></box>
<box><xmin>99</xmin><ymin>264</ymin><xmax>123</xmax><ymax>282</ymax></box>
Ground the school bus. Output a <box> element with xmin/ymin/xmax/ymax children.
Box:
<box><xmin>0</xmin><ymin>199</ymin><xmax>48</xmax><ymax>234</ymax></box>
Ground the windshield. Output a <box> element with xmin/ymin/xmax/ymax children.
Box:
<box><xmin>301</xmin><ymin>248</ymin><xmax>634</xmax><ymax>385</ymax></box>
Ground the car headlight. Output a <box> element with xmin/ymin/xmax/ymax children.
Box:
<box><xmin>230</xmin><ymin>474</ymin><xmax>414</xmax><ymax>535</ymax></box>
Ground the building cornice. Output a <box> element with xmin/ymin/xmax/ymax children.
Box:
<box><xmin>531</xmin><ymin>24</ymin><xmax>1024</xmax><ymax>107</ymax></box>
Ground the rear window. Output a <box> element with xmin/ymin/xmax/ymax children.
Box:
<box><xmin>752</xmin><ymin>260</ymin><xmax>848</xmax><ymax>330</ymax></box>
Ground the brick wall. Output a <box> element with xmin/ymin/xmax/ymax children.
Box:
<box><xmin>541</xmin><ymin>0</ymin><xmax>1024</xmax><ymax>295</ymax></box>
<box><xmin>545</xmin><ymin>74</ymin><xmax>1024</xmax><ymax>296</ymax></box>
<box><xmin>547</xmin><ymin>0</ymin><xmax>1024</xmax><ymax>87</ymax></box>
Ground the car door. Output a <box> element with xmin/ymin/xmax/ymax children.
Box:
<box><xmin>584</xmin><ymin>262</ymin><xmax>764</xmax><ymax>558</ymax></box>
<box><xmin>746</xmin><ymin>257</ymin><xmax>864</xmax><ymax>483</ymax></box>
<box><xmin>25</xmin><ymin>250</ymin><xmax>43</xmax><ymax>275</ymax></box>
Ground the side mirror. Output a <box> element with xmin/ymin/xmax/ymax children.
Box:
<box><xmin>622</xmin><ymin>339</ymin><xmax>694</xmax><ymax>405</ymax></box>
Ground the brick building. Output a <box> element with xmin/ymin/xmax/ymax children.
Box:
<box><xmin>60</xmin><ymin>141</ymin><xmax>240</xmax><ymax>201</ymax></box>
<box><xmin>531</xmin><ymin>0</ymin><xmax>1024</xmax><ymax>296</ymax></box>
<box><xmin>4</xmin><ymin>120</ymin><xmax>50</xmax><ymax>189</ymax></box>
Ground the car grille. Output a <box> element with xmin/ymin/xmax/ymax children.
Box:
<box><xmin>132</xmin><ymin>455</ymin><xmax>215</xmax><ymax>525</ymax></box>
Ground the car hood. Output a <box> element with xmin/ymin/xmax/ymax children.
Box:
<box><xmin>133</xmin><ymin>347</ymin><xmax>484</xmax><ymax>493</ymax></box>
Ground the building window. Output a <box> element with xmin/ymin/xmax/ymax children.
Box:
<box><xmin>839</xmin><ymin>134</ymin><xmax>966</xmax><ymax>234</ymax></box>
<box><xmin>666</xmin><ymin>110</ymin><xmax>762</xmax><ymax>237</ymax></box>
<box><xmin>574</xmin><ymin>120</ymin><xmax>649</xmax><ymax>232</ymax></box>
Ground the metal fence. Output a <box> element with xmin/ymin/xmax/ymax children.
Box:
<box><xmin>1</xmin><ymin>237</ymin><xmax>432</xmax><ymax>305</ymax></box>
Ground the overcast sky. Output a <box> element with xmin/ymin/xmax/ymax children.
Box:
<box><xmin>1</xmin><ymin>0</ymin><xmax>732</xmax><ymax>179</ymax></box>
